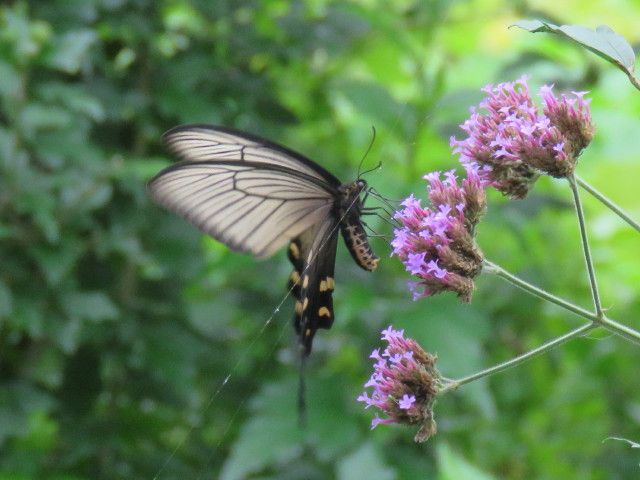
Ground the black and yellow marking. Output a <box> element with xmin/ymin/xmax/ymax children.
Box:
<box><xmin>341</xmin><ymin>222</ymin><xmax>379</xmax><ymax>272</ymax></box>
<box><xmin>289</xmin><ymin>242</ymin><xmax>300</xmax><ymax>260</ymax></box>
<box><xmin>287</xmin><ymin>233</ymin><xmax>338</xmax><ymax>355</ymax></box>
<box><xmin>319</xmin><ymin>276</ymin><xmax>335</xmax><ymax>292</ymax></box>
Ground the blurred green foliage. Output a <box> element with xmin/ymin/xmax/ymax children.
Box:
<box><xmin>1</xmin><ymin>0</ymin><xmax>639</xmax><ymax>479</ymax></box>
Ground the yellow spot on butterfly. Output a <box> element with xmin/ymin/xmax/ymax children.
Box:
<box><xmin>302</xmin><ymin>297</ymin><xmax>308</xmax><ymax>310</ymax></box>
<box><xmin>318</xmin><ymin>306</ymin><xmax>331</xmax><ymax>318</ymax></box>
<box><xmin>290</xmin><ymin>270</ymin><xmax>301</xmax><ymax>284</ymax></box>
<box><xmin>289</xmin><ymin>242</ymin><xmax>300</xmax><ymax>259</ymax></box>
<box><xmin>320</xmin><ymin>277</ymin><xmax>334</xmax><ymax>292</ymax></box>
<box><xmin>295</xmin><ymin>301</ymin><xmax>303</xmax><ymax>315</ymax></box>
<box><xmin>302</xmin><ymin>275</ymin><xmax>309</xmax><ymax>288</ymax></box>
<box><xmin>305</xmin><ymin>328</ymin><xmax>311</xmax><ymax>337</ymax></box>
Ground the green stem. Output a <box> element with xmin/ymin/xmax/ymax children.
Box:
<box><xmin>575</xmin><ymin>175</ymin><xmax>640</xmax><ymax>234</ymax></box>
<box><xmin>439</xmin><ymin>323</ymin><xmax>597</xmax><ymax>394</ymax></box>
<box><xmin>599</xmin><ymin>316</ymin><xmax>640</xmax><ymax>346</ymax></box>
<box><xmin>483</xmin><ymin>260</ymin><xmax>640</xmax><ymax>346</ymax></box>
<box><xmin>483</xmin><ymin>260</ymin><xmax>593</xmax><ymax>321</ymax></box>
<box><xmin>568</xmin><ymin>174</ymin><xmax>603</xmax><ymax>317</ymax></box>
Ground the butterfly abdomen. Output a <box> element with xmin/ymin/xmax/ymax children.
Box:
<box><xmin>340</xmin><ymin>220</ymin><xmax>379</xmax><ymax>272</ymax></box>
<box><xmin>337</xmin><ymin>180</ymin><xmax>379</xmax><ymax>272</ymax></box>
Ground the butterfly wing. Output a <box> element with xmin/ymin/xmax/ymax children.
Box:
<box><xmin>150</xmin><ymin>124</ymin><xmax>360</xmax><ymax>355</ymax></box>
<box><xmin>149</xmin><ymin>125</ymin><xmax>342</xmax><ymax>258</ymax></box>
<box><xmin>287</xmin><ymin>218</ymin><xmax>339</xmax><ymax>355</ymax></box>
<box><xmin>162</xmin><ymin>125</ymin><xmax>341</xmax><ymax>186</ymax></box>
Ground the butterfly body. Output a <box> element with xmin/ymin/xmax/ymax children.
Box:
<box><xmin>149</xmin><ymin>125</ymin><xmax>378</xmax><ymax>354</ymax></box>
<box><xmin>337</xmin><ymin>181</ymin><xmax>379</xmax><ymax>272</ymax></box>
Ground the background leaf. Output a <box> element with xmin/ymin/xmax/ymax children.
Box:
<box><xmin>513</xmin><ymin>20</ymin><xmax>636</xmax><ymax>75</ymax></box>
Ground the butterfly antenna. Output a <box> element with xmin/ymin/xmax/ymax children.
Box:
<box><xmin>357</xmin><ymin>126</ymin><xmax>378</xmax><ymax>178</ymax></box>
<box><xmin>359</xmin><ymin>161</ymin><xmax>383</xmax><ymax>178</ymax></box>
<box><xmin>298</xmin><ymin>348</ymin><xmax>307</xmax><ymax>427</ymax></box>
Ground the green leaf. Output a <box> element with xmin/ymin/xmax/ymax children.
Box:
<box><xmin>114</xmin><ymin>47</ymin><xmax>136</xmax><ymax>71</ymax></box>
<box><xmin>19</xmin><ymin>103</ymin><xmax>72</xmax><ymax>134</ymax></box>
<box><xmin>306</xmin><ymin>374</ymin><xmax>361</xmax><ymax>460</ymax></box>
<box><xmin>32</xmin><ymin>239</ymin><xmax>84</xmax><ymax>286</ymax></box>
<box><xmin>37</xmin><ymin>82</ymin><xmax>106</xmax><ymax>121</ymax></box>
<box><xmin>331</xmin><ymin>80</ymin><xmax>410</xmax><ymax>133</ymax></box>
<box><xmin>512</xmin><ymin>20</ymin><xmax>636</xmax><ymax>76</ymax></box>
<box><xmin>336</xmin><ymin>442</ymin><xmax>397</xmax><ymax>480</ymax></box>
<box><xmin>220</xmin><ymin>379</ymin><xmax>303</xmax><ymax>480</ymax></box>
<box><xmin>162</xmin><ymin>2</ymin><xmax>206</xmax><ymax>35</ymax></box>
<box><xmin>437</xmin><ymin>443</ymin><xmax>496</xmax><ymax>480</ymax></box>
<box><xmin>0</xmin><ymin>60</ymin><xmax>21</xmax><ymax>100</ymax></box>
<box><xmin>0</xmin><ymin>382</ymin><xmax>54</xmax><ymax>444</ymax></box>
<box><xmin>61</xmin><ymin>291</ymin><xmax>119</xmax><ymax>323</ymax></box>
<box><xmin>47</xmin><ymin>29</ymin><xmax>97</xmax><ymax>74</ymax></box>
<box><xmin>19</xmin><ymin>410</ymin><xmax>59</xmax><ymax>451</ymax></box>
<box><xmin>0</xmin><ymin>279</ymin><xmax>13</xmax><ymax>318</ymax></box>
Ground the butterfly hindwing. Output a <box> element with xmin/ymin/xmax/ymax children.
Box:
<box><xmin>288</xmin><ymin>218</ymin><xmax>339</xmax><ymax>355</ymax></box>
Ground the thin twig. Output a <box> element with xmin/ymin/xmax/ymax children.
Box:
<box><xmin>483</xmin><ymin>260</ymin><xmax>640</xmax><ymax>345</ymax></box>
<box><xmin>568</xmin><ymin>174</ymin><xmax>603</xmax><ymax>317</ymax></box>
<box><xmin>440</xmin><ymin>323</ymin><xmax>596</xmax><ymax>394</ymax></box>
<box><xmin>599</xmin><ymin>316</ymin><xmax>640</xmax><ymax>346</ymax></box>
<box><xmin>483</xmin><ymin>260</ymin><xmax>593</xmax><ymax>321</ymax></box>
<box><xmin>575</xmin><ymin>175</ymin><xmax>640</xmax><ymax>234</ymax></box>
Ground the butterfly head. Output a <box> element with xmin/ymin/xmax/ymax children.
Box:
<box><xmin>339</xmin><ymin>179</ymin><xmax>369</xmax><ymax>207</ymax></box>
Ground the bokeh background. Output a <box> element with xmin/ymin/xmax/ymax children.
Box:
<box><xmin>1</xmin><ymin>1</ymin><xmax>640</xmax><ymax>479</ymax></box>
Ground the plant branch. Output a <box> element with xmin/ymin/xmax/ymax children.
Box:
<box><xmin>575</xmin><ymin>175</ymin><xmax>640</xmax><ymax>234</ymax></box>
<box><xmin>483</xmin><ymin>260</ymin><xmax>593</xmax><ymax>321</ymax></box>
<box><xmin>440</xmin><ymin>323</ymin><xmax>596</xmax><ymax>393</ymax></box>
<box><xmin>599</xmin><ymin>316</ymin><xmax>640</xmax><ymax>346</ymax></box>
<box><xmin>568</xmin><ymin>174</ymin><xmax>603</xmax><ymax>317</ymax></box>
<box><xmin>483</xmin><ymin>260</ymin><xmax>640</xmax><ymax>345</ymax></box>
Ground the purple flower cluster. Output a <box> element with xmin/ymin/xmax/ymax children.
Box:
<box><xmin>358</xmin><ymin>326</ymin><xmax>440</xmax><ymax>442</ymax></box>
<box><xmin>541</xmin><ymin>85</ymin><xmax>594</xmax><ymax>164</ymax></box>
<box><xmin>450</xmin><ymin>76</ymin><xmax>594</xmax><ymax>198</ymax></box>
<box><xmin>391</xmin><ymin>165</ymin><xmax>487</xmax><ymax>302</ymax></box>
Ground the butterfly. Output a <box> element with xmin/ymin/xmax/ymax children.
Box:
<box><xmin>148</xmin><ymin>125</ymin><xmax>379</xmax><ymax>355</ymax></box>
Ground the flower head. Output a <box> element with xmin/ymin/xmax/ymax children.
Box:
<box><xmin>392</xmin><ymin>165</ymin><xmax>487</xmax><ymax>302</ymax></box>
<box><xmin>358</xmin><ymin>326</ymin><xmax>441</xmax><ymax>442</ymax></box>
<box><xmin>451</xmin><ymin>76</ymin><xmax>594</xmax><ymax>198</ymax></box>
<box><xmin>540</xmin><ymin>86</ymin><xmax>594</xmax><ymax>166</ymax></box>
